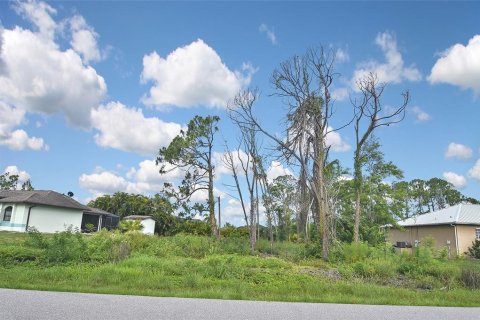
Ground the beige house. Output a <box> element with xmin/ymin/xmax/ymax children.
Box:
<box><xmin>387</xmin><ymin>204</ymin><xmax>480</xmax><ymax>257</ymax></box>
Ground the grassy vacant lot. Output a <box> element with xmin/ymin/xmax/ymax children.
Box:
<box><xmin>0</xmin><ymin>230</ymin><xmax>479</xmax><ymax>306</ymax></box>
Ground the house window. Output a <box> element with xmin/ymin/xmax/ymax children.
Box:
<box><xmin>3</xmin><ymin>206</ymin><xmax>13</xmax><ymax>222</ymax></box>
<box><xmin>476</xmin><ymin>228</ymin><xmax>480</xmax><ymax>240</ymax></box>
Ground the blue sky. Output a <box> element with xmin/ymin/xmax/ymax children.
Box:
<box><xmin>1</xmin><ymin>1</ymin><xmax>479</xmax><ymax>224</ymax></box>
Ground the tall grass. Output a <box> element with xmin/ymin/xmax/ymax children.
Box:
<box><xmin>0</xmin><ymin>230</ymin><xmax>479</xmax><ymax>306</ymax></box>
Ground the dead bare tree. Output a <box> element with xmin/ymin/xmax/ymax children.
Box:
<box><xmin>225</xmin><ymin>90</ymin><xmax>266</xmax><ymax>254</ymax></box>
<box><xmin>352</xmin><ymin>72</ymin><xmax>409</xmax><ymax>242</ymax></box>
<box><xmin>228</xmin><ymin>47</ymin><xmax>349</xmax><ymax>259</ymax></box>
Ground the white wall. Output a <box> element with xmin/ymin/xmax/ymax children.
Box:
<box><xmin>140</xmin><ymin>219</ymin><xmax>155</xmax><ymax>235</ymax></box>
<box><xmin>0</xmin><ymin>203</ymin><xmax>28</xmax><ymax>232</ymax></box>
<box><xmin>27</xmin><ymin>206</ymin><xmax>83</xmax><ymax>233</ymax></box>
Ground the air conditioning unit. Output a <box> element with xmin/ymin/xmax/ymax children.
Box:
<box><xmin>396</xmin><ymin>241</ymin><xmax>407</xmax><ymax>248</ymax></box>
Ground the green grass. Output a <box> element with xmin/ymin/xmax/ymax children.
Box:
<box><xmin>0</xmin><ymin>231</ymin><xmax>479</xmax><ymax>306</ymax></box>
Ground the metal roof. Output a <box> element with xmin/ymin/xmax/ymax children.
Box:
<box><xmin>124</xmin><ymin>215</ymin><xmax>154</xmax><ymax>221</ymax></box>
<box><xmin>398</xmin><ymin>204</ymin><xmax>480</xmax><ymax>227</ymax></box>
<box><xmin>0</xmin><ymin>190</ymin><xmax>90</xmax><ymax>211</ymax></box>
<box><xmin>85</xmin><ymin>207</ymin><xmax>118</xmax><ymax>217</ymax></box>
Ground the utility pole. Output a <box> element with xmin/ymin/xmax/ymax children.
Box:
<box><xmin>217</xmin><ymin>196</ymin><xmax>221</xmax><ymax>237</ymax></box>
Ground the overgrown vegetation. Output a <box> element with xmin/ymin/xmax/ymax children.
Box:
<box><xmin>0</xmin><ymin>230</ymin><xmax>479</xmax><ymax>306</ymax></box>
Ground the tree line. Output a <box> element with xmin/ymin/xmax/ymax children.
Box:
<box><xmin>149</xmin><ymin>46</ymin><xmax>478</xmax><ymax>258</ymax></box>
<box><xmin>2</xmin><ymin>46</ymin><xmax>477</xmax><ymax>260</ymax></box>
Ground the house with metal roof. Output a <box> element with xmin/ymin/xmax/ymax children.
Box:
<box><xmin>387</xmin><ymin>204</ymin><xmax>480</xmax><ymax>256</ymax></box>
<box><xmin>0</xmin><ymin>190</ymin><xmax>119</xmax><ymax>233</ymax></box>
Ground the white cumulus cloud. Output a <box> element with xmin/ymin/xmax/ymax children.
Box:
<box><xmin>469</xmin><ymin>160</ymin><xmax>480</xmax><ymax>182</ymax></box>
<box><xmin>259</xmin><ymin>23</ymin><xmax>277</xmax><ymax>45</ymax></box>
<box><xmin>69</xmin><ymin>15</ymin><xmax>103</xmax><ymax>64</ymax></box>
<box><xmin>331</xmin><ymin>87</ymin><xmax>349</xmax><ymax>102</ymax></box>
<box><xmin>326</xmin><ymin>127</ymin><xmax>351</xmax><ymax>152</ymax></box>
<box><xmin>80</xmin><ymin>160</ymin><xmax>185</xmax><ymax>197</ymax></box>
<box><xmin>443</xmin><ymin>172</ymin><xmax>467</xmax><ymax>189</ymax></box>
<box><xmin>3</xmin><ymin>165</ymin><xmax>31</xmax><ymax>183</ymax></box>
<box><xmin>428</xmin><ymin>35</ymin><xmax>480</xmax><ymax>95</ymax></box>
<box><xmin>0</xmin><ymin>102</ymin><xmax>47</xmax><ymax>151</ymax></box>
<box><xmin>0</xmin><ymin>129</ymin><xmax>47</xmax><ymax>151</ymax></box>
<box><xmin>14</xmin><ymin>0</ymin><xmax>57</xmax><ymax>40</ymax></box>
<box><xmin>266</xmin><ymin>161</ymin><xmax>294</xmax><ymax>182</ymax></box>
<box><xmin>79</xmin><ymin>170</ymin><xmax>129</xmax><ymax>195</ymax></box>
<box><xmin>141</xmin><ymin>39</ymin><xmax>255</xmax><ymax>110</ymax></box>
<box><xmin>445</xmin><ymin>143</ymin><xmax>473</xmax><ymax>160</ymax></box>
<box><xmin>352</xmin><ymin>31</ymin><xmax>421</xmax><ymax>87</ymax></box>
<box><xmin>91</xmin><ymin>102</ymin><xmax>182</xmax><ymax>155</ymax></box>
<box><xmin>0</xmin><ymin>1</ymin><xmax>107</xmax><ymax>129</ymax></box>
<box><xmin>335</xmin><ymin>48</ymin><xmax>349</xmax><ymax>63</ymax></box>
<box><xmin>412</xmin><ymin>106</ymin><xmax>430</xmax><ymax>122</ymax></box>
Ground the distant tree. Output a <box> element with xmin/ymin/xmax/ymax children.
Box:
<box><xmin>88</xmin><ymin>192</ymin><xmax>176</xmax><ymax>235</ymax></box>
<box><xmin>0</xmin><ymin>172</ymin><xmax>19</xmax><ymax>190</ymax></box>
<box><xmin>225</xmin><ymin>89</ymin><xmax>268</xmax><ymax>253</ymax></box>
<box><xmin>266</xmin><ymin>175</ymin><xmax>297</xmax><ymax>241</ymax></box>
<box><xmin>335</xmin><ymin>138</ymin><xmax>404</xmax><ymax>244</ymax></box>
<box><xmin>0</xmin><ymin>172</ymin><xmax>34</xmax><ymax>191</ymax></box>
<box><xmin>157</xmin><ymin>115</ymin><xmax>220</xmax><ymax>238</ymax></box>
<box><xmin>230</xmin><ymin>47</ymin><xmax>348</xmax><ymax>259</ymax></box>
<box><xmin>351</xmin><ymin>72</ymin><xmax>409</xmax><ymax>242</ymax></box>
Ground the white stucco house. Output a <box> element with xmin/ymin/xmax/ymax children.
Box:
<box><xmin>0</xmin><ymin>190</ymin><xmax>119</xmax><ymax>233</ymax></box>
<box><xmin>123</xmin><ymin>215</ymin><xmax>156</xmax><ymax>235</ymax></box>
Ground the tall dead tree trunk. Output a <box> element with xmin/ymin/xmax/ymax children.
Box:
<box><xmin>227</xmin><ymin>47</ymin><xmax>351</xmax><ymax>259</ymax></box>
<box><xmin>352</xmin><ymin>73</ymin><xmax>409</xmax><ymax>242</ymax></box>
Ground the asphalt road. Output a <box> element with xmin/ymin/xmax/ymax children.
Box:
<box><xmin>0</xmin><ymin>288</ymin><xmax>478</xmax><ymax>320</ymax></box>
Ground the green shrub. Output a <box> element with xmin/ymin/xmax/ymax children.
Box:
<box><xmin>24</xmin><ymin>227</ymin><xmax>48</xmax><ymax>249</ymax></box>
<box><xmin>170</xmin><ymin>234</ymin><xmax>216</xmax><ymax>258</ymax></box>
<box><xmin>119</xmin><ymin>220</ymin><xmax>143</xmax><ymax>233</ymax></box>
<box><xmin>437</xmin><ymin>246</ymin><xmax>449</xmax><ymax>261</ymax></box>
<box><xmin>342</xmin><ymin>242</ymin><xmax>370</xmax><ymax>263</ymax></box>
<box><xmin>352</xmin><ymin>261</ymin><xmax>375</xmax><ymax>278</ymax></box>
<box><xmin>397</xmin><ymin>253</ymin><xmax>416</xmax><ymax>275</ymax></box>
<box><xmin>219</xmin><ymin>237</ymin><xmax>250</xmax><ymax>255</ymax></box>
<box><xmin>337</xmin><ymin>265</ymin><xmax>354</xmax><ymax>279</ymax></box>
<box><xmin>86</xmin><ymin>230</ymin><xmax>133</xmax><ymax>262</ymax></box>
<box><xmin>370</xmin><ymin>259</ymin><xmax>396</xmax><ymax>278</ymax></box>
<box><xmin>460</xmin><ymin>265</ymin><xmax>480</xmax><ymax>289</ymax></box>
<box><xmin>84</xmin><ymin>223</ymin><xmax>96</xmax><ymax>233</ymax></box>
<box><xmin>370</xmin><ymin>242</ymin><xmax>395</xmax><ymax>260</ymax></box>
<box><xmin>304</xmin><ymin>241</ymin><xmax>322</xmax><ymax>259</ymax></box>
<box><xmin>467</xmin><ymin>240</ymin><xmax>480</xmax><ymax>259</ymax></box>
<box><xmin>0</xmin><ymin>246</ymin><xmax>44</xmax><ymax>265</ymax></box>
<box><xmin>45</xmin><ymin>228</ymin><xmax>87</xmax><ymax>263</ymax></box>
<box><xmin>414</xmin><ymin>244</ymin><xmax>434</xmax><ymax>266</ymax></box>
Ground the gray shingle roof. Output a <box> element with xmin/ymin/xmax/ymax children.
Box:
<box><xmin>398</xmin><ymin>204</ymin><xmax>480</xmax><ymax>227</ymax></box>
<box><xmin>0</xmin><ymin>190</ymin><xmax>90</xmax><ymax>211</ymax></box>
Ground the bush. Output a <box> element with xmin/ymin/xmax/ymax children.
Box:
<box><xmin>86</xmin><ymin>230</ymin><xmax>116</xmax><ymax>262</ymax></box>
<box><xmin>44</xmin><ymin>228</ymin><xmax>87</xmax><ymax>263</ymax></box>
<box><xmin>353</xmin><ymin>261</ymin><xmax>374</xmax><ymax>278</ymax></box>
<box><xmin>342</xmin><ymin>242</ymin><xmax>370</xmax><ymax>263</ymax></box>
<box><xmin>460</xmin><ymin>265</ymin><xmax>480</xmax><ymax>289</ymax></box>
<box><xmin>24</xmin><ymin>227</ymin><xmax>48</xmax><ymax>249</ymax></box>
<box><xmin>0</xmin><ymin>246</ymin><xmax>44</xmax><ymax>265</ymax></box>
<box><xmin>86</xmin><ymin>230</ymin><xmax>133</xmax><ymax>262</ymax></box>
<box><xmin>414</xmin><ymin>244</ymin><xmax>434</xmax><ymax>266</ymax></box>
<box><xmin>467</xmin><ymin>240</ymin><xmax>480</xmax><ymax>259</ymax></box>
<box><xmin>219</xmin><ymin>237</ymin><xmax>250</xmax><ymax>255</ymax></box>
<box><xmin>437</xmin><ymin>246</ymin><xmax>449</xmax><ymax>261</ymax></box>
<box><xmin>370</xmin><ymin>259</ymin><xmax>396</xmax><ymax>278</ymax></box>
<box><xmin>119</xmin><ymin>220</ymin><xmax>143</xmax><ymax>233</ymax></box>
